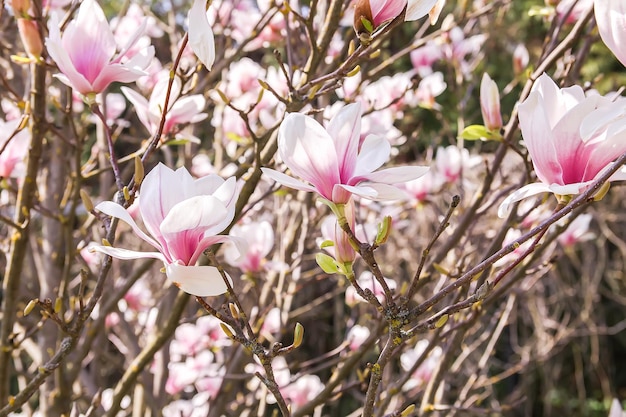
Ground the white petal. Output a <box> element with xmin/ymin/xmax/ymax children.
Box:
<box><xmin>363</xmin><ymin>166</ymin><xmax>430</xmax><ymax>184</ymax></box>
<box><xmin>188</xmin><ymin>0</ymin><xmax>215</xmax><ymax>70</ymax></box>
<box><xmin>160</xmin><ymin>195</ymin><xmax>228</xmax><ymax>234</ymax></box>
<box><xmin>405</xmin><ymin>0</ymin><xmax>439</xmax><ymax>21</ymax></box>
<box><xmin>498</xmin><ymin>183</ymin><xmax>552</xmax><ymax>218</ymax></box>
<box><xmin>90</xmin><ymin>245</ymin><xmax>166</xmax><ymax>261</ymax></box>
<box><xmin>166</xmin><ymin>264</ymin><xmax>231</xmax><ymax>296</ymax></box>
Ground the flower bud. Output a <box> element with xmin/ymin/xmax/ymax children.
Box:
<box><xmin>480</xmin><ymin>73</ymin><xmax>503</xmax><ymax>132</ymax></box>
<box><xmin>513</xmin><ymin>44</ymin><xmax>529</xmax><ymax>75</ymax></box>
<box><xmin>11</xmin><ymin>0</ymin><xmax>30</xmax><ymax>16</ymax></box>
<box><xmin>17</xmin><ymin>19</ymin><xmax>42</xmax><ymax>60</ymax></box>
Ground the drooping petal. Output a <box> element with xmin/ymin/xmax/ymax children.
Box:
<box><xmin>595</xmin><ymin>0</ymin><xmax>626</xmax><ymax>67</ymax></box>
<box><xmin>498</xmin><ymin>182</ymin><xmax>552</xmax><ymax>218</ymax></box>
<box><xmin>90</xmin><ymin>245</ymin><xmax>166</xmax><ymax>262</ymax></box>
<box><xmin>360</xmin><ymin>165</ymin><xmax>429</xmax><ymax>184</ymax></box>
<box><xmin>188</xmin><ymin>0</ymin><xmax>216</xmax><ymax>70</ymax></box>
<box><xmin>96</xmin><ymin>201</ymin><xmax>161</xmax><ymax>249</ymax></box>
<box><xmin>260</xmin><ymin>168</ymin><xmax>318</xmax><ymax>193</ymax></box>
<box><xmin>405</xmin><ymin>0</ymin><xmax>438</xmax><ymax>21</ymax></box>
<box><xmin>188</xmin><ymin>235</ymin><xmax>248</xmax><ymax>267</ymax></box>
<box><xmin>278</xmin><ymin>112</ymin><xmax>341</xmax><ymax>200</ymax></box>
<box><xmin>121</xmin><ymin>86</ymin><xmax>153</xmax><ymax>134</ymax></box>
<box><xmin>326</xmin><ymin>103</ymin><xmax>361</xmax><ymax>182</ymax></box>
<box><xmin>166</xmin><ymin>264</ymin><xmax>229</xmax><ymax>296</ymax></box>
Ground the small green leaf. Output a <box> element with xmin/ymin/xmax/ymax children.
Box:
<box><xmin>316</xmin><ymin>253</ymin><xmax>340</xmax><ymax>274</ymax></box>
<box><xmin>460</xmin><ymin>125</ymin><xmax>490</xmax><ymax>141</ymax></box>
<box><xmin>360</xmin><ymin>17</ymin><xmax>374</xmax><ymax>33</ymax></box>
<box><xmin>320</xmin><ymin>239</ymin><xmax>335</xmax><ymax>249</ymax></box>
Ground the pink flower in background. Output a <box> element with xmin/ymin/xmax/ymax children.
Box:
<box><xmin>0</xmin><ymin>119</ymin><xmax>30</xmax><ymax>178</ymax></box>
<box><xmin>400</xmin><ymin>340</ymin><xmax>443</xmax><ymax>392</ymax></box>
<box><xmin>45</xmin><ymin>0</ymin><xmax>154</xmax><ymax>96</ymax></box>
<box><xmin>121</xmin><ymin>75</ymin><xmax>207</xmax><ymax>137</ymax></box>
<box><xmin>498</xmin><ymin>73</ymin><xmax>626</xmax><ymax>217</ymax></box>
<box><xmin>354</xmin><ymin>0</ymin><xmax>439</xmax><ymax>31</ymax></box>
<box><xmin>224</xmin><ymin>220</ymin><xmax>274</xmax><ymax>274</ymax></box>
<box><xmin>262</xmin><ymin>103</ymin><xmax>429</xmax><ymax>204</ymax></box>
<box><xmin>557</xmin><ymin>213</ymin><xmax>595</xmax><ymax>247</ymax></box>
<box><xmin>557</xmin><ymin>0</ymin><xmax>593</xmax><ymax>24</ymax></box>
<box><xmin>594</xmin><ymin>0</ymin><xmax>626</xmax><ymax>67</ymax></box>
<box><xmin>345</xmin><ymin>271</ymin><xmax>396</xmax><ymax>306</ymax></box>
<box><xmin>435</xmin><ymin>145</ymin><xmax>481</xmax><ymax>184</ymax></box>
<box><xmin>91</xmin><ymin>163</ymin><xmax>246</xmax><ymax>297</ymax></box>
<box><xmin>346</xmin><ymin>325</ymin><xmax>371</xmax><ymax>350</ymax></box>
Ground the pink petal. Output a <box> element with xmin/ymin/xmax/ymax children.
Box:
<box><xmin>121</xmin><ymin>86</ymin><xmax>153</xmax><ymax>134</ymax></box>
<box><xmin>278</xmin><ymin>113</ymin><xmax>341</xmax><ymax>200</ymax></box>
<box><xmin>326</xmin><ymin>103</ymin><xmax>361</xmax><ymax>181</ymax></box>
<box><xmin>260</xmin><ymin>168</ymin><xmax>317</xmax><ymax>193</ymax></box>
<box><xmin>518</xmin><ymin>89</ymin><xmax>563</xmax><ymax>185</ymax></box>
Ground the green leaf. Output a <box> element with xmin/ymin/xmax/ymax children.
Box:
<box><xmin>316</xmin><ymin>253</ymin><xmax>340</xmax><ymax>274</ymax></box>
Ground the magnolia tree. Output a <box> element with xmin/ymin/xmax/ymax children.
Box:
<box><xmin>2</xmin><ymin>0</ymin><xmax>626</xmax><ymax>415</ymax></box>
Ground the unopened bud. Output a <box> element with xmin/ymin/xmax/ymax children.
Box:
<box><xmin>80</xmin><ymin>189</ymin><xmax>95</xmax><ymax>213</ymax></box>
<box><xmin>134</xmin><ymin>157</ymin><xmax>144</xmax><ymax>187</ymax></box>
<box><xmin>375</xmin><ymin>216</ymin><xmax>392</xmax><ymax>246</ymax></box>
<box><xmin>23</xmin><ymin>298</ymin><xmax>38</xmax><ymax>316</ymax></box>
<box><xmin>293</xmin><ymin>322</ymin><xmax>304</xmax><ymax>348</ymax></box>
<box><xmin>17</xmin><ymin>19</ymin><xmax>42</xmax><ymax>60</ymax></box>
<box><xmin>435</xmin><ymin>314</ymin><xmax>448</xmax><ymax>328</ymax></box>
<box><xmin>122</xmin><ymin>186</ymin><xmax>131</xmax><ymax>202</ymax></box>
<box><xmin>54</xmin><ymin>298</ymin><xmax>63</xmax><ymax>314</ymax></box>
<box><xmin>228</xmin><ymin>303</ymin><xmax>239</xmax><ymax>320</ymax></box>
<box><xmin>400</xmin><ymin>404</ymin><xmax>416</xmax><ymax>417</ymax></box>
<box><xmin>480</xmin><ymin>73</ymin><xmax>503</xmax><ymax>132</ymax></box>
<box><xmin>220</xmin><ymin>323</ymin><xmax>236</xmax><ymax>340</ymax></box>
<box><xmin>11</xmin><ymin>0</ymin><xmax>30</xmax><ymax>15</ymax></box>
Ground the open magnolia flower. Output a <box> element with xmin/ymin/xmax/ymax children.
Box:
<box><xmin>45</xmin><ymin>0</ymin><xmax>154</xmax><ymax>97</ymax></box>
<box><xmin>92</xmin><ymin>163</ymin><xmax>246</xmax><ymax>297</ymax></box>
<box><xmin>261</xmin><ymin>102</ymin><xmax>429</xmax><ymax>204</ymax></box>
<box><xmin>498</xmin><ymin>73</ymin><xmax>626</xmax><ymax>218</ymax></box>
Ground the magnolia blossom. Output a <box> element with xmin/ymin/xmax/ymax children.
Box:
<box><xmin>345</xmin><ymin>271</ymin><xmax>396</xmax><ymax>306</ymax></box>
<box><xmin>91</xmin><ymin>163</ymin><xmax>246</xmax><ymax>297</ymax></box>
<box><xmin>400</xmin><ymin>339</ymin><xmax>443</xmax><ymax>392</ymax></box>
<box><xmin>224</xmin><ymin>220</ymin><xmax>274</xmax><ymax>274</ymax></box>
<box><xmin>261</xmin><ymin>102</ymin><xmax>429</xmax><ymax>204</ymax></box>
<box><xmin>594</xmin><ymin>0</ymin><xmax>626</xmax><ymax>67</ymax></box>
<box><xmin>121</xmin><ymin>76</ymin><xmax>207</xmax><ymax>137</ymax></box>
<box><xmin>556</xmin><ymin>213</ymin><xmax>595</xmax><ymax>247</ymax></box>
<box><xmin>45</xmin><ymin>0</ymin><xmax>154</xmax><ymax>96</ymax></box>
<box><xmin>498</xmin><ymin>74</ymin><xmax>626</xmax><ymax>217</ymax></box>
<box><xmin>609</xmin><ymin>398</ymin><xmax>626</xmax><ymax>417</ymax></box>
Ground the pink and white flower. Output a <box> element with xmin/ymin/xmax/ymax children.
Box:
<box><xmin>0</xmin><ymin>119</ymin><xmax>30</xmax><ymax>178</ymax></box>
<box><xmin>480</xmin><ymin>73</ymin><xmax>503</xmax><ymax>132</ymax></box>
<box><xmin>261</xmin><ymin>102</ymin><xmax>429</xmax><ymax>204</ymax></box>
<box><xmin>91</xmin><ymin>163</ymin><xmax>246</xmax><ymax>297</ymax></box>
<box><xmin>188</xmin><ymin>0</ymin><xmax>215</xmax><ymax>70</ymax></box>
<box><xmin>121</xmin><ymin>75</ymin><xmax>207</xmax><ymax>137</ymax></box>
<box><xmin>224</xmin><ymin>220</ymin><xmax>274</xmax><ymax>274</ymax></box>
<box><xmin>45</xmin><ymin>0</ymin><xmax>154</xmax><ymax>97</ymax></box>
<box><xmin>498</xmin><ymin>73</ymin><xmax>626</xmax><ymax>217</ymax></box>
